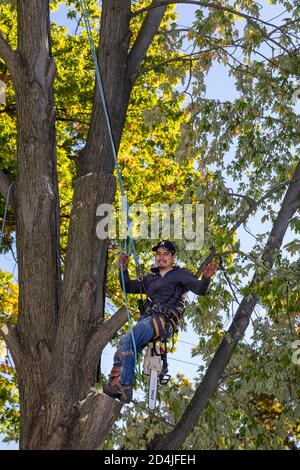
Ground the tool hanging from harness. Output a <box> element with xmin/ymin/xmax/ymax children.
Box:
<box><xmin>143</xmin><ymin>342</ymin><xmax>170</xmax><ymax>410</ymax></box>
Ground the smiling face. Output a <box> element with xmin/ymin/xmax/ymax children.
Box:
<box><xmin>154</xmin><ymin>247</ymin><xmax>176</xmax><ymax>271</ymax></box>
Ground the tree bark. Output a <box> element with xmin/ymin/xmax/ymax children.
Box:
<box><xmin>148</xmin><ymin>160</ymin><xmax>300</xmax><ymax>450</ymax></box>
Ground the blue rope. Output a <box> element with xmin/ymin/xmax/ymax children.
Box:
<box><xmin>119</xmin><ymin>267</ymin><xmax>138</xmax><ymax>358</ymax></box>
<box><xmin>80</xmin><ymin>1</ymin><xmax>142</xmax><ymax>374</ymax></box>
<box><xmin>0</xmin><ymin>182</ymin><xmax>14</xmax><ymax>249</ymax></box>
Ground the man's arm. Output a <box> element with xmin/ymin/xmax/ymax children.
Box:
<box><xmin>181</xmin><ymin>262</ymin><xmax>216</xmax><ymax>296</ymax></box>
<box><xmin>119</xmin><ymin>268</ymin><xmax>146</xmax><ymax>294</ymax></box>
<box><xmin>184</xmin><ymin>274</ymin><xmax>211</xmax><ymax>295</ymax></box>
<box><xmin>118</xmin><ymin>252</ymin><xmax>146</xmax><ymax>294</ymax></box>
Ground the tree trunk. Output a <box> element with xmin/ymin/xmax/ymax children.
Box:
<box><xmin>13</xmin><ymin>0</ymin><xmax>61</xmax><ymax>449</ymax></box>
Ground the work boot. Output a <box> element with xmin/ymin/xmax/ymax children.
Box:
<box><xmin>103</xmin><ymin>381</ymin><xmax>133</xmax><ymax>403</ymax></box>
<box><xmin>107</xmin><ymin>366</ymin><xmax>121</xmax><ymax>385</ymax></box>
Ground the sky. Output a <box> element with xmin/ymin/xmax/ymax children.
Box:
<box><xmin>0</xmin><ymin>0</ymin><xmax>299</xmax><ymax>450</ymax></box>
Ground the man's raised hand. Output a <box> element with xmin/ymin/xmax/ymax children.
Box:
<box><xmin>118</xmin><ymin>252</ymin><xmax>129</xmax><ymax>271</ymax></box>
<box><xmin>203</xmin><ymin>262</ymin><xmax>217</xmax><ymax>279</ymax></box>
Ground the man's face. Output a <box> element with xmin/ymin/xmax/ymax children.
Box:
<box><xmin>155</xmin><ymin>248</ymin><xmax>176</xmax><ymax>269</ymax></box>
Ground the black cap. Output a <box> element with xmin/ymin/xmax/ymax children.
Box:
<box><xmin>152</xmin><ymin>240</ymin><xmax>176</xmax><ymax>254</ymax></box>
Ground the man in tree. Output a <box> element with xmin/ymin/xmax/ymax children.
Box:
<box><xmin>103</xmin><ymin>240</ymin><xmax>216</xmax><ymax>403</ymax></box>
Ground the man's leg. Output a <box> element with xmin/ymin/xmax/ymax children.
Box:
<box><xmin>119</xmin><ymin>315</ymin><xmax>155</xmax><ymax>384</ymax></box>
<box><xmin>104</xmin><ymin>316</ymin><xmax>155</xmax><ymax>402</ymax></box>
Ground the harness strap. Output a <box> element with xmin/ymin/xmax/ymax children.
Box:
<box><xmin>152</xmin><ymin>314</ymin><xmax>166</xmax><ymax>339</ymax></box>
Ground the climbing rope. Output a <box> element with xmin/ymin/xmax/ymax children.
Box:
<box><xmin>79</xmin><ymin>0</ymin><xmax>143</xmax><ymax>381</ymax></box>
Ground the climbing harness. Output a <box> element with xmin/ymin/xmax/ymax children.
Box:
<box><xmin>141</xmin><ymin>282</ymin><xmax>187</xmax><ymax>340</ymax></box>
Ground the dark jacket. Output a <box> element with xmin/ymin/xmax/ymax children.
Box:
<box><xmin>119</xmin><ymin>265</ymin><xmax>210</xmax><ymax>305</ymax></box>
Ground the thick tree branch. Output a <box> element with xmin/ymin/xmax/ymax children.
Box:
<box><xmin>0</xmin><ymin>170</ymin><xmax>15</xmax><ymax>212</ymax></box>
<box><xmin>128</xmin><ymin>0</ymin><xmax>167</xmax><ymax>81</ymax></box>
<box><xmin>0</xmin><ymin>323</ymin><xmax>21</xmax><ymax>369</ymax></box>
<box><xmin>79</xmin><ymin>307</ymin><xmax>127</xmax><ymax>390</ymax></box>
<box><xmin>0</xmin><ymin>30</ymin><xmax>19</xmax><ymax>80</ymax></box>
<box><xmin>102</xmin><ymin>307</ymin><xmax>128</xmax><ymax>344</ymax></box>
<box><xmin>149</xmin><ymin>161</ymin><xmax>300</xmax><ymax>450</ymax></box>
